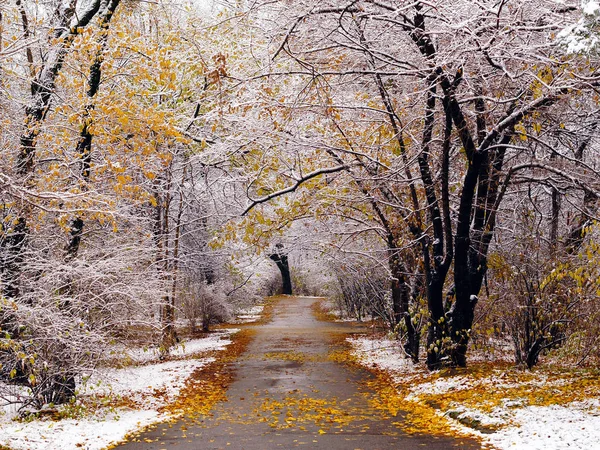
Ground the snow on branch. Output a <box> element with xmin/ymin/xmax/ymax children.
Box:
<box><xmin>242</xmin><ymin>164</ymin><xmax>350</xmax><ymax>215</ymax></box>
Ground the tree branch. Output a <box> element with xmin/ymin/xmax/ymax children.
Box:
<box><xmin>242</xmin><ymin>164</ymin><xmax>350</xmax><ymax>216</ymax></box>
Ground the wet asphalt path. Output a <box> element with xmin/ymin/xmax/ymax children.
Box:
<box><xmin>116</xmin><ymin>296</ymin><xmax>479</xmax><ymax>449</ymax></box>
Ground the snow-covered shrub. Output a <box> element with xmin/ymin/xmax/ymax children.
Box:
<box><xmin>559</xmin><ymin>1</ymin><xmax>600</xmax><ymax>53</ymax></box>
<box><xmin>180</xmin><ymin>279</ymin><xmax>231</xmax><ymax>333</ymax></box>
<box><xmin>0</xmin><ymin>227</ymin><xmax>164</xmax><ymax>410</ymax></box>
<box><xmin>485</xmin><ymin>221</ymin><xmax>600</xmax><ymax>369</ymax></box>
<box><xmin>332</xmin><ymin>260</ymin><xmax>394</xmax><ymax>326</ymax></box>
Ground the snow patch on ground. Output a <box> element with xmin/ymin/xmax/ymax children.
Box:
<box><xmin>114</xmin><ymin>344</ymin><xmax>162</xmax><ymax>365</ymax></box>
<box><xmin>347</xmin><ymin>335</ymin><xmax>600</xmax><ymax>450</ymax></box>
<box><xmin>110</xmin><ymin>328</ymin><xmax>237</xmax><ymax>365</ymax></box>
<box><xmin>172</xmin><ymin>329</ymin><xmax>237</xmax><ymax>357</ymax></box>
<box><xmin>444</xmin><ymin>404</ymin><xmax>507</xmax><ymax>429</ymax></box>
<box><xmin>348</xmin><ymin>336</ymin><xmax>420</xmax><ymax>382</ymax></box>
<box><xmin>0</xmin><ymin>329</ymin><xmax>239</xmax><ymax>450</ymax></box>
<box><xmin>0</xmin><ymin>409</ymin><xmax>161</xmax><ymax>450</ymax></box>
<box><xmin>407</xmin><ymin>375</ymin><xmax>473</xmax><ymax>397</ymax></box>
<box><xmin>234</xmin><ymin>305</ymin><xmax>264</xmax><ymax>323</ymax></box>
<box><xmin>84</xmin><ymin>358</ymin><xmax>213</xmax><ymax>410</ymax></box>
<box><xmin>407</xmin><ymin>371</ymin><xmax>568</xmax><ymax>401</ymax></box>
<box><xmin>334</xmin><ymin>315</ymin><xmax>360</xmax><ymax>323</ymax></box>
<box><xmin>317</xmin><ymin>300</ymin><xmax>357</xmax><ymax>323</ymax></box>
<box><xmin>486</xmin><ymin>402</ymin><xmax>600</xmax><ymax>450</ymax></box>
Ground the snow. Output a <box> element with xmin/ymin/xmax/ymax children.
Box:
<box><xmin>558</xmin><ymin>1</ymin><xmax>600</xmax><ymax>53</ymax></box>
<box><xmin>444</xmin><ymin>404</ymin><xmax>507</xmax><ymax>429</ymax></box>
<box><xmin>349</xmin><ymin>336</ymin><xmax>420</xmax><ymax>382</ymax></box>
<box><xmin>318</xmin><ymin>299</ymin><xmax>359</xmax><ymax>323</ymax></box>
<box><xmin>407</xmin><ymin>375</ymin><xmax>474</xmax><ymax>398</ymax></box>
<box><xmin>486</xmin><ymin>401</ymin><xmax>600</xmax><ymax>450</ymax></box>
<box><xmin>0</xmin><ymin>329</ymin><xmax>239</xmax><ymax>450</ymax></box>
<box><xmin>0</xmin><ymin>410</ymin><xmax>161</xmax><ymax>450</ymax></box>
<box><xmin>583</xmin><ymin>0</ymin><xmax>600</xmax><ymax>15</ymax></box>
<box><xmin>234</xmin><ymin>305</ymin><xmax>264</xmax><ymax>323</ymax></box>
<box><xmin>83</xmin><ymin>358</ymin><xmax>213</xmax><ymax>410</ymax></box>
<box><xmin>104</xmin><ymin>329</ymin><xmax>237</xmax><ymax>366</ymax></box>
<box><xmin>335</xmin><ymin>316</ymin><xmax>361</xmax><ymax>323</ymax></box>
<box><xmin>114</xmin><ymin>345</ymin><xmax>162</xmax><ymax>365</ymax></box>
<box><xmin>171</xmin><ymin>329</ymin><xmax>237</xmax><ymax>356</ymax></box>
<box><xmin>347</xmin><ymin>335</ymin><xmax>600</xmax><ymax>450</ymax></box>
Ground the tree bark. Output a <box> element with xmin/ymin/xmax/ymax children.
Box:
<box><xmin>67</xmin><ymin>0</ymin><xmax>122</xmax><ymax>258</ymax></box>
<box><xmin>270</xmin><ymin>244</ymin><xmax>292</xmax><ymax>295</ymax></box>
<box><xmin>0</xmin><ymin>218</ymin><xmax>27</xmax><ymax>299</ymax></box>
<box><xmin>389</xmin><ymin>251</ymin><xmax>419</xmax><ymax>362</ymax></box>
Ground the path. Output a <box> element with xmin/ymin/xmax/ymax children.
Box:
<box><xmin>116</xmin><ymin>296</ymin><xmax>479</xmax><ymax>449</ymax></box>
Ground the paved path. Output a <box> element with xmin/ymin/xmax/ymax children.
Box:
<box><xmin>117</xmin><ymin>296</ymin><xmax>479</xmax><ymax>449</ymax></box>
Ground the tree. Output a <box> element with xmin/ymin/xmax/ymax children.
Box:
<box><xmin>0</xmin><ymin>0</ymin><xmax>256</xmax><ymax>409</ymax></box>
<box><xmin>2</xmin><ymin>0</ymin><xmax>106</xmax><ymax>300</ymax></box>
<box><xmin>269</xmin><ymin>243</ymin><xmax>292</xmax><ymax>294</ymax></box>
<box><xmin>0</xmin><ymin>0</ymin><xmax>123</xmax><ymax>406</ymax></box>
<box><xmin>237</xmin><ymin>0</ymin><xmax>599</xmax><ymax>368</ymax></box>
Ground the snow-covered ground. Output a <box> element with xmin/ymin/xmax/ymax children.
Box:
<box><xmin>0</xmin><ymin>409</ymin><xmax>161</xmax><ymax>450</ymax></box>
<box><xmin>105</xmin><ymin>328</ymin><xmax>236</xmax><ymax>366</ymax></box>
<box><xmin>315</xmin><ymin>299</ymin><xmax>357</xmax><ymax>322</ymax></box>
<box><xmin>350</xmin><ymin>336</ymin><xmax>420</xmax><ymax>382</ymax></box>
<box><xmin>0</xmin><ymin>329</ymin><xmax>239</xmax><ymax>450</ymax></box>
<box><xmin>485</xmin><ymin>401</ymin><xmax>600</xmax><ymax>450</ymax></box>
<box><xmin>233</xmin><ymin>305</ymin><xmax>264</xmax><ymax>323</ymax></box>
<box><xmin>348</xmin><ymin>336</ymin><xmax>600</xmax><ymax>450</ymax></box>
<box><xmin>171</xmin><ymin>329</ymin><xmax>237</xmax><ymax>357</ymax></box>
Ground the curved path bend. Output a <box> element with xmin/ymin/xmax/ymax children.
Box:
<box><xmin>117</xmin><ymin>296</ymin><xmax>479</xmax><ymax>449</ymax></box>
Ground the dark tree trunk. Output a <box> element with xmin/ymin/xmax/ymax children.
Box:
<box><xmin>269</xmin><ymin>244</ymin><xmax>292</xmax><ymax>295</ymax></box>
<box><xmin>565</xmin><ymin>121</ymin><xmax>598</xmax><ymax>252</ymax></box>
<box><xmin>0</xmin><ymin>218</ymin><xmax>27</xmax><ymax>299</ymax></box>
<box><xmin>202</xmin><ymin>315</ymin><xmax>210</xmax><ymax>333</ymax></box>
<box><xmin>425</xmin><ymin>276</ymin><xmax>448</xmax><ymax>370</ymax></box>
<box><xmin>162</xmin><ymin>293</ymin><xmax>177</xmax><ymax>349</ymax></box>
<box><xmin>37</xmin><ymin>374</ymin><xmax>76</xmax><ymax>407</ymax></box>
<box><xmin>390</xmin><ymin>257</ymin><xmax>419</xmax><ymax>362</ymax></box>
<box><xmin>414</xmin><ymin>71</ymin><xmax>454</xmax><ymax>370</ymax></box>
<box><xmin>566</xmin><ymin>190</ymin><xmax>597</xmax><ymax>253</ymax></box>
<box><xmin>204</xmin><ymin>265</ymin><xmax>215</xmax><ymax>285</ymax></box>
<box><xmin>65</xmin><ymin>217</ymin><xmax>84</xmax><ymax>260</ymax></box>
<box><xmin>66</xmin><ymin>0</ymin><xmax>121</xmax><ymax>258</ymax></box>
<box><xmin>526</xmin><ymin>339</ymin><xmax>544</xmax><ymax>370</ymax></box>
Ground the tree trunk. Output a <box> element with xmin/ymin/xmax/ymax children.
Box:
<box><xmin>269</xmin><ymin>244</ymin><xmax>292</xmax><ymax>295</ymax></box>
<box><xmin>550</xmin><ymin>186</ymin><xmax>560</xmax><ymax>257</ymax></box>
<box><xmin>389</xmin><ymin>253</ymin><xmax>419</xmax><ymax>362</ymax></box>
<box><xmin>425</xmin><ymin>276</ymin><xmax>448</xmax><ymax>370</ymax></box>
<box><xmin>66</xmin><ymin>0</ymin><xmax>121</xmax><ymax>258</ymax></box>
<box><xmin>202</xmin><ymin>314</ymin><xmax>211</xmax><ymax>333</ymax></box>
<box><xmin>0</xmin><ymin>218</ymin><xmax>27</xmax><ymax>299</ymax></box>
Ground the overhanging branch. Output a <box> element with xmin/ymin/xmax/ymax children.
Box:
<box><xmin>242</xmin><ymin>164</ymin><xmax>350</xmax><ymax>216</ymax></box>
